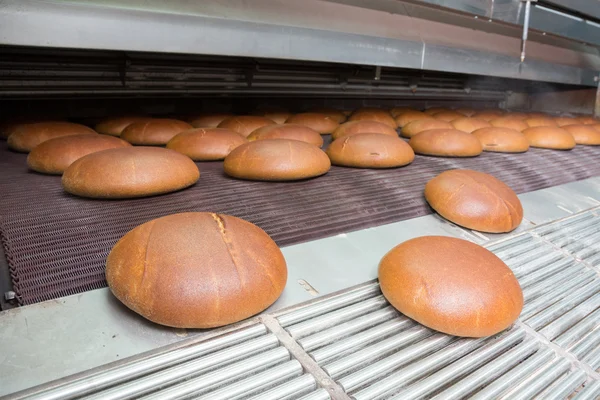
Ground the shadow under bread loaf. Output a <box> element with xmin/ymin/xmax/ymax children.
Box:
<box><xmin>106</xmin><ymin>212</ymin><xmax>287</xmax><ymax>328</ymax></box>
<box><xmin>7</xmin><ymin>121</ymin><xmax>98</xmax><ymax>153</ymax></box>
<box><xmin>27</xmin><ymin>134</ymin><xmax>131</xmax><ymax>174</ymax></box>
<box><xmin>62</xmin><ymin>146</ymin><xmax>199</xmax><ymax>199</ymax></box>
<box><xmin>379</xmin><ymin>236</ymin><xmax>523</xmax><ymax>337</ymax></box>
<box><xmin>408</xmin><ymin>129</ymin><xmax>483</xmax><ymax>157</ymax></box>
<box><xmin>424</xmin><ymin>169</ymin><xmax>523</xmax><ymax>233</ymax></box>
<box><xmin>326</xmin><ymin>133</ymin><xmax>414</xmax><ymax>168</ymax></box>
<box><xmin>166</xmin><ymin>128</ymin><xmax>248</xmax><ymax>161</ymax></box>
<box><xmin>224</xmin><ymin>139</ymin><xmax>331</xmax><ymax>181</ymax></box>
<box><xmin>248</xmin><ymin>124</ymin><xmax>324</xmax><ymax>147</ymax></box>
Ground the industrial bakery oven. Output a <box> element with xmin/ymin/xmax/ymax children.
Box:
<box><xmin>2</xmin><ymin>0</ymin><xmax>600</xmax><ymax>399</ymax></box>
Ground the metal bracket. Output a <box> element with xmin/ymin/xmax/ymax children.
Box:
<box><xmin>520</xmin><ymin>0</ymin><xmax>538</xmax><ymax>63</ymax></box>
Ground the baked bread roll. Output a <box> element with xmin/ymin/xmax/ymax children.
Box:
<box><xmin>218</xmin><ymin>116</ymin><xmax>276</xmax><ymax>137</ymax></box>
<box><xmin>473</xmin><ymin>111</ymin><xmax>504</xmax><ymax>121</ymax></box>
<box><xmin>409</xmin><ymin>129</ymin><xmax>482</xmax><ymax>157</ymax></box>
<box><xmin>395</xmin><ymin>111</ymin><xmax>430</xmax><ymax>128</ymax></box>
<box><xmin>451</xmin><ymin>117</ymin><xmax>491</xmax><ymax>133</ymax></box>
<box><xmin>332</xmin><ymin>120</ymin><xmax>398</xmax><ymax>140</ymax></box>
<box><xmin>8</xmin><ymin>122</ymin><xmax>97</xmax><ymax>153</ymax></box>
<box><xmin>307</xmin><ymin>108</ymin><xmax>347</xmax><ymax>123</ymax></box>
<box><xmin>248</xmin><ymin>124</ymin><xmax>323</xmax><ymax>147</ymax></box>
<box><xmin>456</xmin><ymin>108</ymin><xmax>476</xmax><ymax>117</ymax></box>
<box><xmin>554</xmin><ymin>117</ymin><xmax>580</xmax><ymax>127</ymax></box>
<box><xmin>252</xmin><ymin>110</ymin><xmax>292</xmax><ymax>124</ymax></box>
<box><xmin>326</xmin><ymin>133</ymin><xmax>414</xmax><ymax>168</ymax></box>
<box><xmin>503</xmin><ymin>112</ymin><xmax>528</xmax><ymax>120</ymax></box>
<box><xmin>120</xmin><ymin>119</ymin><xmax>193</xmax><ymax>145</ymax></box>
<box><xmin>390</xmin><ymin>107</ymin><xmax>418</xmax><ymax>118</ymax></box>
<box><xmin>490</xmin><ymin>117</ymin><xmax>528</xmax><ymax>132</ymax></box>
<box><xmin>1</xmin><ymin>118</ymin><xmax>56</xmax><ymax>140</ymax></box>
<box><xmin>62</xmin><ymin>147</ymin><xmax>199</xmax><ymax>198</ymax></box>
<box><xmin>106</xmin><ymin>212</ymin><xmax>287</xmax><ymax>328</ymax></box>
<box><xmin>166</xmin><ymin>128</ymin><xmax>248</xmax><ymax>160</ymax></box>
<box><xmin>425</xmin><ymin>169</ymin><xmax>523</xmax><ymax>232</ymax></box>
<box><xmin>472</xmin><ymin>127</ymin><xmax>530</xmax><ymax>153</ymax></box>
<box><xmin>527</xmin><ymin>112</ymin><xmax>548</xmax><ymax>119</ymax></box>
<box><xmin>351</xmin><ymin>107</ymin><xmax>388</xmax><ymax>116</ymax></box>
<box><xmin>285</xmin><ymin>113</ymin><xmax>339</xmax><ymax>134</ymax></box>
<box><xmin>561</xmin><ymin>124</ymin><xmax>600</xmax><ymax>145</ymax></box>
<box><xmin>401</xmin><ymin>119</ymin><xmax>453</xmax><ymax>138</ymax></box>
<box><xmin>349</xmin><ymin>111</ymin><xmax>397</xmax><ymax>129</ymax></box>
<box><xmin>524</xmin><ymin>117</ymin><xmax>558</xmax><ymax>128</ymax></box>
<box><xmin>578</xmin><ymin>116</ymin><xmax>600</xmax><ymax>125</ymax></box>
<box><xmin>27</xmin><ymin>134</ymin><xmax>131</xmax><ymax>174</ymax></box>
<box><xmin>379</xmin><ymin>236</ymin><xmax>523</xmax><ymax>337</ymax></box>
<box><xmin>95</xmin><ymin>117</ymin><xmax>149</xmax><ymax>136</ymax></box>
<box><xmin>522</xmin><ymin>126</ymin><xmax>576</xmax><ymax>150</ymax></box>
<box><xmin>424</xmin><ymin>107</ymin><xmax>448</xmax><ymax>115</ymax></box>
<box><xmin>189</xmin><ymin>113</ymin><xmax>234</xmax><ymax>128</ymax></box>
<box><xmin>224</xmin><ymin>139</ymin><xmax>330</xmax><ymax>181</ymax></box>
<box><xmin>433</xmin><ymin>111</ymin><xmax>464</xmax><ymax>122</ymax></box>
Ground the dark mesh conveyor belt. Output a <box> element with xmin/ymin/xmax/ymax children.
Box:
<box><xmin>1</xmin><ymin>142</ymin><xmax>600</xmax><ymax>305</ymax></box>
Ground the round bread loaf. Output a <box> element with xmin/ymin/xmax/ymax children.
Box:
<box><xmin>473</xmin><ymin>111</ymin><xmax>504</xmax><ymax>121</ymax></box>
<box><xmin>95</xmin><ymin>117</ymin><xmax>149</xmax><ymax>136</ymax></box>
<box><xmin>578</xmin><ymin>116</ymin><xmax>599</xmax><ymax>125</ymax></box>
<box><xmin>378</xmin><ymin>236</ymin><xmax>523</xmax><ymax>337</ymax></box>
<box><xmin>351</xmin><ymin>107</ymin><xmax>387</xmax><ymax>116</ymax></box>
<box><xmin>433</xmin><ymin>111</ymin><xmax>464</xmax><ymax>122</ymax></box>
<box><xmin>451</xmin><ymin>118</ymin><xmax>491</xmax><ymax>133</ymax></box>
<box><xmin>1</xmin><ymin>118</ymin><xmax>57</xmax><ymax>140</ymax></box>
<box><xmin>409</xmin><ymin>129</ymin><xmax>483</xmax><ymax>157</ymax></box>
<box><xmin>522</xmin><ymin>126</ymin><xmax>576</xmax><ymax>150</ymax></box>
<box><xmin>561</xmin><ymin>124</ymin><xmax>600</xmax><ymax>145</ymax></box>
<box><xmin>248</xmin><ymin>124</ymin><xmax>323</xmax><ymax>147</ymax></box>
<box><xmin>456</xmin><ymin>108</ymin><xmax>476</xmax><ymax>117</ymax></box>
<box><xmin>120</xmin><ymin>119</ymin><xmax>193</xmax><ymax>145</ymax></box>
<box><xmin>490</xmin><ymin>117</ymin><xmax>528</xmax><ymax>132</ymax></box>
<box><xmin>189</xmin><ymin>113</ymin><xmax>234</xmax><ymax>128</ymax></box>
<box><xmin>525</xmin><ymin>117</ymin><xmax>558</xmax><ymax>128</ymax></box>
<box><xmin>166</xmin><ymin>128</ymin><xmax>248</xmax><ymax>160</ymax></box>
<box><xmin>27</xmin><ymin>134</ymin><xmax>131</xmax><ymax>174</ymax></box>
<box><xmin>62</xmin><ymin>147</ymin><xmax>199</xmax><ymax>198</ymax></box>
<box><xmin>554</xmin><ymin>117</ymin><xmax>580</xmax><ymax>127</ymax></box>
<box><xmin>106</xmin><ymin>212</ymin><xmax>287</xmax><ymax>328</ymax></box>
<box><xmin>8</xmin><ymin>122</ymin><xmax>97</xmax><ymax>153</ymax></box>
<box><xmin>395</xmin><ymin>111</ymin><xmax>430</xmax><ymax>128</ymax></box>
<box><xmin>503</xmin><ymin>112</ymin><xmax>528</xmax><ymax>120</ymax></box>
<box><xmin>332</xmin><ymin>120</ymin><xmax>398</xmax><ymax>140</ymax></box>
<box><xmin>224</xmin><ymin>139</ymin><xmax>330</xmax><ymax>181</ymax></box>
<box><xmin>253</xmin><ymin>110</ymin><xmax>292</xmax><ymax>124</ymax></box>
<box><xmin>349</xmin><ymin>111</ymin><xmax>397</xmax><ymax>129</ymax></box>
<box><xmin>307</xmin><ymin>108</ymin><xmax>347</xmax><ymax>123</ymax></box>
<box><xmin>424</xmin><ymin>107</ymin><xmax>448</xmax><ymax>115</ymax></box>
<box><xmin>218</xmin><ymin>116</ymin><xmax>276</xmax><ymax>137</ymax></box>
<box><xmin>472</xmin><ymin>127</ymin><xmax>530</xmax><ymax>153</ymax></box>
<box><xmin>401</xmin><ymin>119</ymin><xmax>453</xmax><ymax>138</ymax></box>
<box><xmin>285</xmin><ymin>113</ymin><xmax>339</xmax><ymax>134</ymax></box>
<box><xmin>326</xmin><ymin>133</ymin><xmax>414</xmax><ymax>168</ymax></box>
<box><xmin>390</xmin><ymin>107</ymin><xmax>418</xmax><ymax>118</ymax></box>
<box><xmin>425</xmin><ymin>169</ymin><xmax>523</xmax><ymax>232</ymax></box>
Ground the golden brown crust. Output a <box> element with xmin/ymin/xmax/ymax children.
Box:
<box><xmin>554</xmin><ymin>117</ymin><xmax>581</xmax><ymax>127</ymax></box>
<box><xmin>7</xmin><ymin>122</ymin><xmax>97</xmax><ymax>153</ymax></box>
<box><xmin>307</xmin><ymin>107</ymin><xmax>347</xmax><ymax>123</ymax></box>
<box><xmin>433</xmin><ymin>111</ymin><xmax>464</xmax><ymax>122</ymax></box>
<box><xmin>332</xmin><ymin>120</ymin><xmax>398</xmax><ymax>140</ymax></box>
<box><xmin>425</xmin><ymin>169</ymin><xmax>523</xmax><ymax>232</ymax></box>
<box><xmin>451</xmin><ymin>118</ymin><xmax>491</xmax><ymax>133</ymax></box>
<box><xmin>217</xmin><ymin>116</ymin><xmax>276</xmax><ymax>137</ymax></box>
<box><xmin>166</xmin><ymin>128</ymin><xmax>248</xmax><ymax>160</ymax></box>
<box><xmin>409</xmin><ymin>129</ymin><xmax>483</xmax><ymax>157</ymax></box>
<box><xmin>561</xmin><ymin>124</ymin><xmax>600</xmax><ymax>145</ymax></box>
<box><xmin>247</xmin><ymin>124</ymin><xmax>324</xmax><ymax>147</ymax></box>
<box><xmin>285</xmin><ymin>113</ymin><xmax>339</xmax><ymax>134</ymax></box>
<box><xmin>395</xmin><ymin>111</ymin><xmax>430</xmax><ymax>128</ymax></box>
<box><xmin>378</xmin><ymin>236</ymin><xmax>523</xmax><ymax>337</ymax></box>
<box><xmin>489</xmin><ymin>117</ymin><xmax>529</xmax><ymax>132</ymax></box>
<box><xmin>390</xmin><ymin>107</ymin><xmax>419</xmax><ymax>118</ymax></box>
<box><xmin>424</xmin><ymin>107</ymin><xmax>449</xmax><ymax>115</ymax></box>
<box><xmin>349</xmin><ymin>111</ymin><xmax>397</xmax><ymax>129</ymax></box>
<box><xmin>578</xmin><ymin>116</ymin><xmax>600</xmax><ymax>125</ymax></box>
<box><xmin>456</xmin><ymin>108</ymin><xmax>476</xmax><ymax>117</ymax></box>
<box><xmin>472</xmin><ymin>127</ymin><xmax>530</xmax><ymax>153</ymax></box>
<box><xmin>524</xmin><ymin>117</ymin><xmax>558</xmax><ymax>128</ymax></box>
<box><xmin>224</xmin><ymin>139</ymin><xmax>330</xmax><ymax>181</ymax></box>
<box><xmin>473</xmin><ymin>111</ymin><xmax>504</xmax><ymax>121</ymax></box>
<box><xmin>62</xmin><ymin>147</ymin><xmax>200</xmax><ymax>198</ymax></box>
<box><xmin>27</xmin><ymin>134</ymin><xmax>131</xmax><ymax>174</ymax></box>
<box><xmin>188</xmin><ymin>113</ymin><xmax>234</xmax><ymax>128</ymax></box>
<box><xmin>95</xmin><ymin>117</ymin><xmax>150</xmax><ymax>136</ymax></box>
<box><xmin>252</xmin><ymin>111</ymin><xmax>292</xmax><ymax>124</ymax></box>
<box><xmin>106</xmin><ymin>212</ymin><xmax>287</xmax><ymax>328</ymax></box>
<box><xmin>120</xmin><ymin>119</ymin><xmax>193</xmax><ymax>145</ymax></box>
<box><xmin>522</xmin><ymin>126</ymin><xmax>576</xmax><ymax>150</ymax></box>
<box><xmin>326</xmin><ymin>133</ymin><xmax>414</xmax><ymax>168</ymax></box>
<box><xmin>401</xmin><ymin>119</ymin><xmax>453</xmax><ymax>138</ymax></box>
<box><xmin>503</xmin><ymin>112</ymin><xmax>528</xmax><ymax>120</ymax></box>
